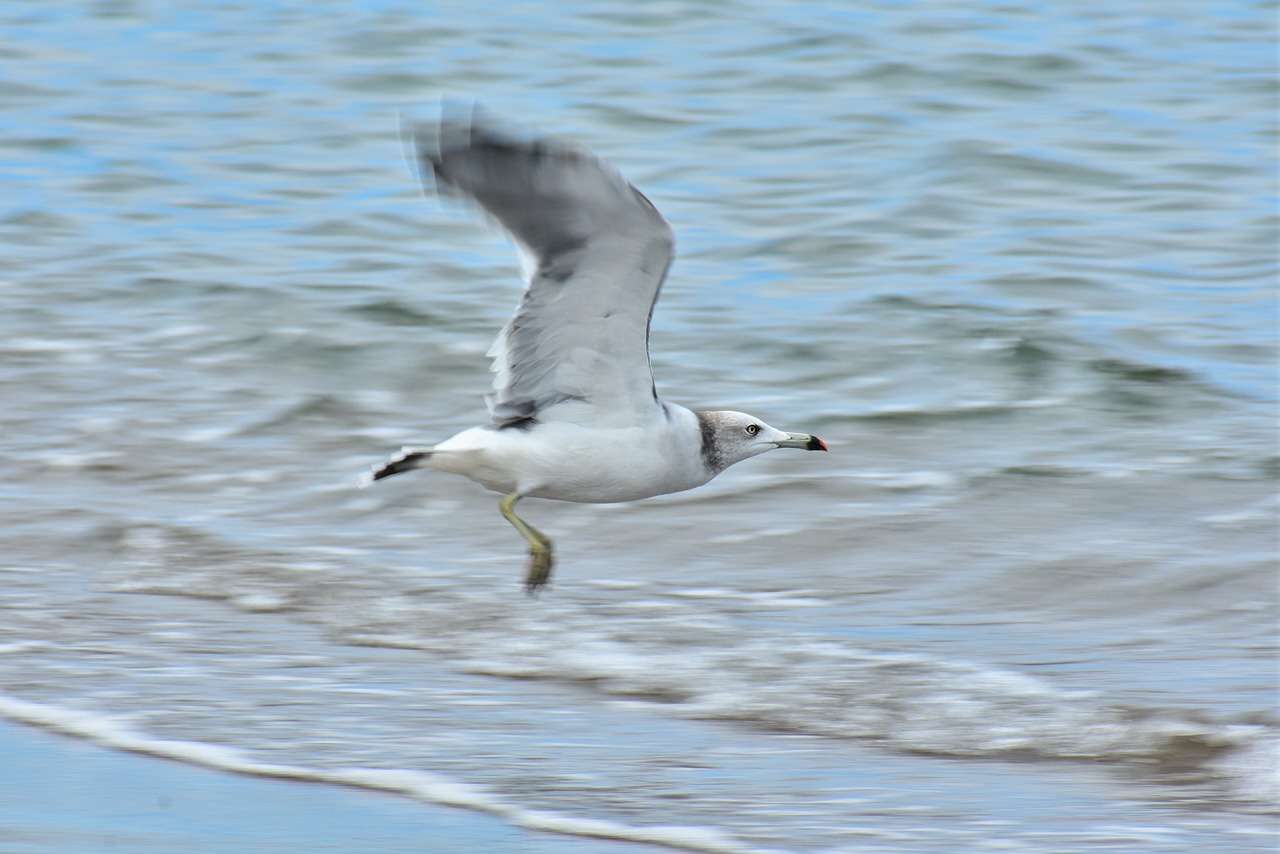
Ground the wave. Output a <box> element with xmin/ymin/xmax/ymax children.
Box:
<box><xmin>110</xmin><ymin>524</ymin><xmax>1280</xmax><ymax>812</ymax></box>
<box><xmin>0</xmin><ymin>693</ymin><xmax>771</xmax><ymax>854</ymax></box>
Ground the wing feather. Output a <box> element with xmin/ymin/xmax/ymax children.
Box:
<box><xmin>419</xmin><ymin>114</ymin><xmax>675</xmax><ymax>427</ymax></box>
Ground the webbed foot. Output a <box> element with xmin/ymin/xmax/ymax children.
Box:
<box><xmin>523</xmin><ymin>541</ymin><xmax>555</xmax><ymax>595</ymax></box>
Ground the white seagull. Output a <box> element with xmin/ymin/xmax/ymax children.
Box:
<box><xmin>369</xmin><ymin>112</ymin><xmax>827</xmax><ymax>592</ymax></box>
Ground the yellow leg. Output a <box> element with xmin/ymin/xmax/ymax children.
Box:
<box><xmin>499</xmin><ymin>492</ymin><xmax>555</xmax><ymax>594</ymax></box>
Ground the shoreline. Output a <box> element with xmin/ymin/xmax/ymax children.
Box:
<box><xmin>0</xmin><ymin>717</ymin><xmax>666</xmax><ymax>853</ymax></box>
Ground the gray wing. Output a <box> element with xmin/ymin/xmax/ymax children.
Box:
<box><xmin>418</xmin><ymin>113</ymin><xmax>675</xmax><ymax>427</ymax></box>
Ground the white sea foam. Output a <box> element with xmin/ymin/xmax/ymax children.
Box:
<box><xmin>1209</xmin><ymin>733</ymin><xmax>1280</xmax><ymax>806</ymax></box>
<box><xmin>0</xmin><ymin>692</ymin><xmax>776</xmax><ymax>854</ymax></box>
<box><xmin>110</xmin><ymin>523</ymin><xmax>1277</xmax><ymax>793</ymax></box>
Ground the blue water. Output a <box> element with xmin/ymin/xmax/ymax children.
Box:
<box><xmin>0</xmin><ymin>1</ymin><xmax>1276</xmax><ymax>851</ymax></box>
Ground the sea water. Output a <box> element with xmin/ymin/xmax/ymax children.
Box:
<box><xmin>0</xmin><ymin>1</ymin><xmax>1275</xmax><ymax>851</ymax></box>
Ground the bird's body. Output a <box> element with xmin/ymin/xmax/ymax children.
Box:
<box><xmin>426</xmin><ymin>404</ymin><xmax>709</xmax><ymax>503</ymax></box>
<box><xmin>369</xmin><ymin>110</ymin><xmax>826</xmax><ymax>591</ymax></box>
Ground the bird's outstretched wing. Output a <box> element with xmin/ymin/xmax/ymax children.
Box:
<box><xmin>418</xmin><ymin>112</ymin><xmax>675</xmax><ymax>428</ymax></box>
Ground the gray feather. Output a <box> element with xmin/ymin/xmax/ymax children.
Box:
<box><xmin>417</xmin><ymin>114</ymin><xmax>675</xmax><ymax>427</ymax></box>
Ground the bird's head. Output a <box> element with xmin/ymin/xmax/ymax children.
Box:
<box><xmin>695</xmin><ymin>410</ymin><xmax>827</xmax><ymax>475</ymax></box>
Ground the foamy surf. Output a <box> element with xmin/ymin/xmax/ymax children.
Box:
<box><xmin>109</xmin><ymin>523</ymin><xmax>1278</xmax><ymax>813</ymax></box>
<box><xmin>0</xmin><ymin>693</ymin><xmax>773</xmax><ymax>854</ymax></box>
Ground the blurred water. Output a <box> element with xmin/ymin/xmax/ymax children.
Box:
<box><xmin>1</xmin><ymin>1</ymin><xmax>1276</xmax><ymax>851</ymax></box>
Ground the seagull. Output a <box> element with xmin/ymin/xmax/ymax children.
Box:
<box><xmin>368</xmin><ymin>112</ymin><xmax>827</xmax><ymax>592</ymax></box>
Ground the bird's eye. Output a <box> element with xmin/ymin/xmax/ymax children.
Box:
<box><xmin>745</xmin><ymin>424</ymin><xmax>760</xmax><ymax>436</ymax></box>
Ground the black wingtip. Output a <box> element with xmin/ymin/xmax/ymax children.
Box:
<box><xmin>370</xmin><ymin>451</ymin><xmax>429</xmax><ymax>482</ymax></box>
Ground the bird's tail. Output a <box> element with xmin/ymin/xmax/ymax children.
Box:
<box><xmin>362</xmin><ymin>448</ymin><xmax>434</xmax><ymax>486</ymax></box>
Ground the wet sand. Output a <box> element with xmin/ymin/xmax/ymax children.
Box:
<box><xmin>0</xmin><ymin>718</ymin><xmax>661</xmax><ymax>854</ymax></box>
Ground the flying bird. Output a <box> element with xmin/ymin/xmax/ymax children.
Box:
<box><xmin>368</xmin><ymin>112</ymin><xmax>827</xmax><ymax>592</ymax></box>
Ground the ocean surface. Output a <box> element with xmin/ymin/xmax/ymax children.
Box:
<box><xmin>1</xmin><ymin>1</ymin><xmax>1276</xmax><ymax>851</ymax></box>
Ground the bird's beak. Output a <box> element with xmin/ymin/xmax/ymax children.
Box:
<box><xmin>776</xmin><ymin>432</ymin><xmax>828</xmax><ymax>452</ymax></box>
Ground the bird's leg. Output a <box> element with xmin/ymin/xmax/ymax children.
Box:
<box><xmin>499</xmin><ymin>492</ymin><xmax>555</xmax><ymax>594</ymax></box>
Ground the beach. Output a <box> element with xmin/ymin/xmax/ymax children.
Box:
<box><xmin>0</xmin><ymin>717</ymin><xmax>669</xmax><ymax>853</ymax></box>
